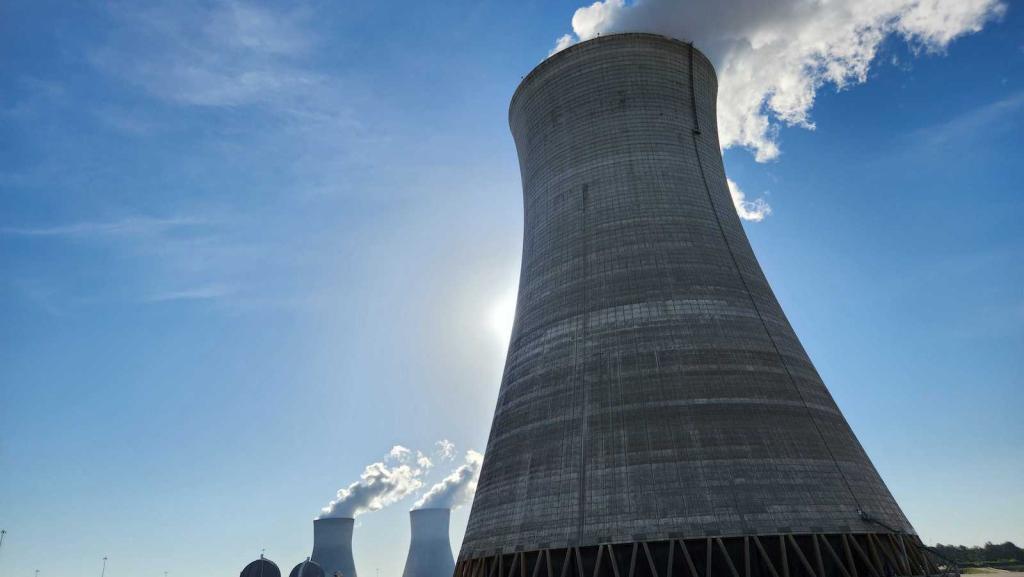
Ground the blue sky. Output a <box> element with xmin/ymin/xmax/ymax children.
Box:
<box><xmin>1</xmin><ymin>2</ymin><xmax>1022</xmax><ymax>577</ymax></box>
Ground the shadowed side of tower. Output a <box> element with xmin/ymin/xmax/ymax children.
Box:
<box><xmin>456</xmin><ymin>33</ymin><xmax>937</xmax><ymax>577</ymax></box>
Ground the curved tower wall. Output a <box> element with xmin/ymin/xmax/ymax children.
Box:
<box><xmin>401</xmin><ymin>509</ymin><xmax>456</xmax><ymax>577</ymax></box>
<box><xmin>312</xmin><ymin>518</ymin><xmax>358</xmax><ymax>577</ymax></box>
<box><xmin>458</xmin><ymin>33</ymin><xmax>921</xmax><ymax>576</ymax></box>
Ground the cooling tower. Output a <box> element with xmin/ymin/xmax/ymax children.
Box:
<box><xmin>311</xmin><ymin>518</ymin><xmax>358</xmax><ymax>577</ymax></box>
<box><xmin>402</xmin><ymin>508</ymin><xmax>456</xmax><ymax>577</ymax></box>
<box><xmin>457</xmin><ymin>33</ymin><xmax>938</xmax><ymax>577</ymax></box>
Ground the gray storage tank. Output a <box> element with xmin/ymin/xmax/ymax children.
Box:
<box><xmin>457</xmin><ymin>32</ymin><xmax>935</xmax><ymax>577</ymax></box>
<box><xmin>290</xmin><ymin>559</ymin><xmax>325</xmax><ymax>577</ymax></box>
<box><xmin>241</xmin><ymin>556</ymin><xmax>281</xmax><ymax>577</ymax></box>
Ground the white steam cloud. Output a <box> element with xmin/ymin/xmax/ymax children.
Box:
<box><xmin>727</xmin><ymin>178</ymin><xmax>771</xmax><ymax>222</ymax></box>
<box><xmin>413</xmin><ymin>450</ymin><xmax>483</xmax><ymax>510</ymax></box>
<box><xmin>435</xmin><ymin>439</ymin><xmax>456</xmax><ymax>462</ymax></box>
<box><xmin>554</xmin><ymin>0</ymin><xmax>1005</xmax><ymax>162</ymax></box>
<box><xmin>320</xmin><ymin>445</ymin><xmax>429</xmax><ymax>518</ymax></box>
<box><xmin>416</xmin><ymin>451</ymin><xmax>433</xmax><ymax>469</ymax></box>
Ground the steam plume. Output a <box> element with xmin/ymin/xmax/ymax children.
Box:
<box><xmin>413</xmin><ymin>450</ymin><xmax>483</xmax><ymax>510</ymax></box>
<box><xmin>320</xmin><ymin>445</ymin><xmax>428</xmax><ymax>518</ymax></box>
<box><xmin>435</xmin><ymin>439</ymin><xmax>456</xmax><ymax>462</ymax></box>
<box><xmin>727</xmin><ymin>178</ymin><xmax>771</xmax><ymax>222</ymax></box>
<box><xmin>553</xmin><ymin>0</ymin><xmax>1005</xmax><ymax>162</ymax></box>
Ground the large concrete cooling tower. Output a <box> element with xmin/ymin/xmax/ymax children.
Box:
<box><xmin>311</xmin><ymin>518</ymin><xmax>358</xmax><ymax>577</ymax></box>
<box><xmin>402</xmin><ymin>509</ymin><xmax>456</xmax><ymax>577</ymax></box>
<box><xmin>457</xmin><ymin>33</ymin><xmax>938</xmax><ymax>577</ymax></box>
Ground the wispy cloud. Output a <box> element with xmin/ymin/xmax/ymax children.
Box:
<box><xmin>1</xmin><ymin>3</ymin><xmax>412</xmax><ymax>316</ymax></box>
<box><xmin>84</xmin><ymin>1</ymin><xmax>377</xmax><ymax>201</ymax></box>
<box><xmin>90</xmin><ymin>1</ymin><xmax>318</xmax><ymax>108</ymax></box>
<box><xmin>0</xmin><ymin>77</ymin><xmax>66</xmax><ymax>119</ymax></box>
<box><xmin>92</xmin><ymin>106</ymin><xmax>158</xmax><ymax>135</ymax></box>
<box><xmin>9</xmin><ymin>279</ymin><xmax>65</xmax><ymax>317</ymax></box>
<box><xmin>435</xmin><ymin>439</ymin><xmax>456</xmax><ymax>461</ymax></box>
<box><xmin>0</xmin><ymin>216</ymin><xmax>208</xmax><ymax>238</ymax></box>
<box><xmin>915</xmin><ymin>91</ymin><xmax>1024</xmax><ymax>149</ymax></box>
<box><xmin>143</xmin><ymin>284</ymin><xmax>234</xmax><ymax>303</ymax></box>
<box><xmin>2</xmin><ymin>214</ymin><xmax>251</xmax><ymax>307</ymax></box>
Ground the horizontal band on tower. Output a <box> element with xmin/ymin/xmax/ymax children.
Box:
<box><xmin>457</xmin><ymin>533</ymin><xmax>953</xmax><ymax>577</ymax></box>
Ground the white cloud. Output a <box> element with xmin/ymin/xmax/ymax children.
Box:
<box><xmin>416</xmin><ymin>451</ymin><xmax>433</xmax><ymax>469</ymax></box>
<box><xmin>550</xmin><ymin>34</ymin><xmax>575</xmax><ymax>56</ymax></box>
<box><xmin>554</xmin><ymin>0</ymin><xmax>1005</xmax><ymax>162</ymax></box>
<box><xmin>435</xmin><ymin>439</ymin><xmax>456</xmax><ymax>461</ymax></box>
<box><xmin>727</xmin><ymin>178</ymin><xmax>772</xmax><ymax>222</ymax></box>
<box><xmin>387</xmin><ymin>444</ymin><xmax>411</xmax><ymax>463</ymax></box>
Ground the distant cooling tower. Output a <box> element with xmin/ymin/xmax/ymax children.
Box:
<box><xmin>402</xmin><ymin>509</ymin><xmax>455</xmax><ymax>577</ymax></box>
<box><xmin>457</xmin><ymin>32</ymin><xmax>940</xmax><ymax>577</ymax></box>
<box><xmin>311</xmin><ymin>517</ymin><xmax>358</xmax><ymax>577</ymax></box>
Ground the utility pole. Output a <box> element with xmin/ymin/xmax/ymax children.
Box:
<box><xmin>100</xmin><ymin>556</ymin><xmax>108</xmax><ymax>577</ymax></box>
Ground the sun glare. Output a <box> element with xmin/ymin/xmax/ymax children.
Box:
<box><xmin>488</xmin><ymin>291</ymin><xmax>518</xmax><ymax>346</ymax></box>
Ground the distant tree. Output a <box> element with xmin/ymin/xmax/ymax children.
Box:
<box><xmin>931</xmin><ymin>542</ymin><xmax>1023</xmax><ymax>565</ymax></box>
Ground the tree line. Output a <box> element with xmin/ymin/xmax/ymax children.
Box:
<box><xmin>931</xmin><ymin>542</ymin><xmax>1023</xmax><ymax>565</ymax></box>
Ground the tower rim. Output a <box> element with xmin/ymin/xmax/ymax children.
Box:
<box><xmin>510</xmin><ymin>33</ymin><xmax>712</xmax><ymax>121</ymax></box>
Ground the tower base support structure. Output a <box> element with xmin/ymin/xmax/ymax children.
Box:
<box><xmin>455</xmin><ymin>533</ymin><xmax>955</xmax><ymax>577</ymax></box>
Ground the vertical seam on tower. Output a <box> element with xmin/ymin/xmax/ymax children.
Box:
<box><xmin>686</xmin><ymin>43</ymin><xmax>752</xmax><ymax>533</ymax></box>
<box><xmin>689</xmin><ymin>44</ymin><xmax>701</xmax><ymax>135</ymax></box>
<box><xmin>685</xmin><ymin>42</ymin><xmax>864</xmax><ymax>513</ymax></box>
<box><xmin>577</xmin><ymin>183</ymin><xmax>589</xmax><ymax>544</ymax></box>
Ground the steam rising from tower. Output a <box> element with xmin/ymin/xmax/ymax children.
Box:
<box><xmin>552</xmin><ymin>0</ymin><xmax>1005</xmax><ymax>162</ymax></box>
<box><xmin>413</xmin><ymin>450</ymin><xmax>482</xmax><ymax>510</ymax></box>
<box><xmin>321</xmin><ymin>446</ymin><xmax>427</xmax><ymax>519</ymax></box>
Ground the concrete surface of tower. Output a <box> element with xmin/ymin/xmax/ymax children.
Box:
<box><xmin>457</xmin><ymin>33</ymin><xmax>935</xmax><ymax>577</ymax></box>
